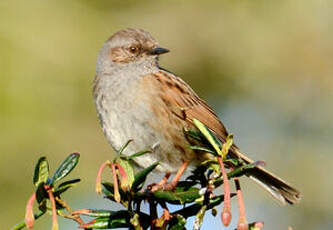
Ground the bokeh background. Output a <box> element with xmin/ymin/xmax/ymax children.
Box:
<box><xmin>1</xmin><ymin>0</ymin><xmax>332</xmax><ymax>229</ymax></box>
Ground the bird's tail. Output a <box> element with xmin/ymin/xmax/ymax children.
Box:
<box><xmin>234</xmin><ymin>148</ymin><xmax>301</xmax><ymax>205</ymax></box>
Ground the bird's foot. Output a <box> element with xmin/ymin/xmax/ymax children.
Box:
<box><xmin>150</xmin><ymin>180</ymin><xmax>178</xmax><ymax>192</ymax></box>
<box><xmin>146</xmin><ymin>161</ymin><xmax>189</xmax><ymax>192</ymax></box>
<box><xmin>145</xmin><ymin>172</ymin><xmax>173</xmax><ymax>192</ymax></box>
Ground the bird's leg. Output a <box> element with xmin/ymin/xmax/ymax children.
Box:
<box><xmin>169</xmin><ymin>160</ymin><xmax>189</xmax><ymax>187</ymax></box>
<box><xmin>234</xmin><ymin>178</ymin><xmax>248</xmax><ymax>230</ymax></box>
<box><xmin>145</xmin><ymin>172</ymin><xmax>170</xmax><ymax>193</ymax></box>
<box><xmin>151</xmin><ymin>161</ymin><xmax>189</xmax><ymax>192</ymax></box>
<box><xmin>158</xmin><ymin>172</ymin><xmax>171</xmax><ymax>186</ymax></box>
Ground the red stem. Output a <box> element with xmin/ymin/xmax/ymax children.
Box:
<box><xmin>25</xmin><ymin>193</ymin><xmax>36</xmax><ymax>229</ymax></box>
<box><xmin>114</xmin><ymin>163</ymin><xmax>127</xmax><ymax>179</ymax></box>
<box><xmin>114</xmin><ymin>163</ymin><xmax>130</xmax><ymax>191</ymax></box>
<box><xmin>71</xmin><ymin>209</ymin><xmax>91</xmax><ymax>215</ymax></box>
<box><xmin>96</xmin><ymin>161</ymin><xmax>109</xmax><ymax>194</ymax></box>
<box><xmin>111</xmin><ymin>162</ymin><xmax>121</xmax><ymax>202</ymax></box>
<box><xmin>217</xmin><ymin>156</ymin><xmax>232</xmax><ymax>226</ymax></box>
<box><xmin>234</xmin><ymin>178</ymin><xmax>248</xmax><ymax>230</ymax></box>
<box><xmin>46</xmin><ymin>186</ymin><xmax>59</xmax><ymax>230</ymax></box>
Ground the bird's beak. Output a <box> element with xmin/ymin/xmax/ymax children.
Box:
<box><xmin>149</xmin><ymin>46</ymin><xmax>170</xmax><ymax>55</ymax></box>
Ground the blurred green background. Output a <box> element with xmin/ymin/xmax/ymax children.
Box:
<box><xmin>1</xmin><ymin>0</ymin><xmax>332</xmax><ymax>229</ymax></box>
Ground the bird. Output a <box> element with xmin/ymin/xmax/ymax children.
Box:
<box><xmin>93</xmin><ymin>28</ymin><xmax>301</xmax><ymax>206</ymax></box>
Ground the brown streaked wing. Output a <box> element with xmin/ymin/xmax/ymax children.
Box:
<box><xmin>151</xmin><ymin>70</ymin><xmax>229</xmax><ymax>143</ymax></box>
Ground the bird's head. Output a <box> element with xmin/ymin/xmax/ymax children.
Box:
<box><xmin>97</xmin><ymin>28</ymin><xmax>169</xmax><ymax>74</ymax></box>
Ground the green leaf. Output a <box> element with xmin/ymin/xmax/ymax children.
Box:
<box><xmin>153</xmin><ymin>186</ymin><xmax>200</xmax><ymax>205</ymax></box>
<box><xmin>80</xmin><ymin>211</ymin><xmax>131</xmax><ymax>229</ymax></box>
<box><xmin>221</xmin><ymin>134</ymin><xmax>234</xmax><ymax>159</ymax></box>
<box><xmin>125</xmin><ymin>150</ymin><xmax>151</xmax><ymax>160</ymax></box>
<box><xmin>35</xmin><ymin>182</ymin><xmax>48</xmax><ymax>204</ymax></box>
<box><xmin>183</xmin><ymin>128</ymin><xmax>205</xmax><ymax>142</ymax></box>
<box><xmin>53</xmin><ymin>178</ymin><xmax>80</xmax><ymax>196</ymax></box>
<box><xmin>118</xmin><ymin>139</ymin><xmax>133</xmax><ymax>155</ymax></box>
<box><xmin>175</xmin><ymin>181</ymin><xmax>197</xmax><ymax>191</ymax></box>
<box><xmin>153</xmin><ymin>190</ymin><xmax>179</xmax><ymax>203</ymax></box>
<box><xmin>73</xmin><ymin>209</ymin><xmax>118</xmax><ymax>218</ymax></box>
<box><xmin>81</xmin><ymin>217</ymin><xmax>130</xmax><ymax>229</ymax></box>
<box><xmin>193</xmin><ymin>119</ymin><xmax>221</xmax><ymax>156</ymax></box>
<box><xmin>188</xmin><ymin>145</ymin><xmax>215</xmax><ymax>154</ymax></box>
<box><xmin>132</xmin><ymin>162</ymin><xmax>159</xmax><ymax>191</ymax></box>
<box><xmin>224</xmin><ymin>158</ymin><xmax>240</xmax><ymax>166</ymax></box>
<box><xmin>102</xmin><ymin>182</ymin><xmax>127</xmax><ymax>202</ymax></box>
<box><xmin>228</xmin><ymin>162</ymin><xmax>257</xmax><ymax>178</ymax></box>
<box><xmin>49</xmin><ymin>153</ymin><xmax>80</xmax><ymax>185</ymax></box>
<box><xmin>33</xmin><ymin>157</ymin><xmax>49</xmax><ymax>187</ymax></box>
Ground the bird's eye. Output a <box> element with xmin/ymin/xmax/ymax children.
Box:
<box><xmin>129</xmin><ymin>46</ymin><xmax>138</xmax><ymax>53</ymax></box>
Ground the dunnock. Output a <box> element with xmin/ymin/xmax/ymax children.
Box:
<box><xmin>93</xmin><ymin>28</ymin><xmax>301</xmax><ymax>205</ymax></box>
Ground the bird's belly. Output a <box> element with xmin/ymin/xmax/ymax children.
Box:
<box><xmin>95</xmin><ymin>95</ymin><xmax>190</xmax><ymax>173</ymax></box>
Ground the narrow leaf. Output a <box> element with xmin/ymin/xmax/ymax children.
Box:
<box><xmin>35</xmin><ymin>182</ymin><xmax>48</xmax><ymax>204</ymax></box>
<box><xmin>189</xmin><ymin>146</ymin><xmax>215</xmax><ymax>154</ymax></box>
<box><xmin>193</xmin><ymin>119</ymin><xmax>221</xmax><ymax>156</ymax></box>
<box><xmin>50</xmin><ymin>153</ymin><xmax>80</xmax><ymax>185</ymax></box>
<box><xmin>72</xmin><ymin>209</ymin><xmax>116</xmax><ymax>218</ymax></box>
<box><xmin>79</xmin><ymin>211</ymin><xmax>131</xmax><ymax>229</ymax></box>
<box><xmin>56</xmin><ymin>178</ymin><xmax>81</xmax><ymax>189</ymax></box>
<box><xmin>118</xmin><ymin>139</ymin><xmax>133</xmax><ymax>155</ymax></box>
<box><xmin>183</xmin><ymin>128</ymin><xmax>204</xmax><ymax>141</ymax></box>
<box><xmin>126</xmin><ymin>150</ymin><xmax>151</xmax><ymax>160</ymax></box>
<box><xmin>221</xmin><ymin>134</ymin><xmax>234</xmax><ymax>159</ymax></box>
<box><xmin>153</xmin><ymin>187</ymin><xmax>200</xmax><ymax>205</ymax></box>
<box><xmin>33</xmin><ymin>157</ymin><xmax>49</xmax><ymax>187</ymax></box>
<box><xmin>53</xmin><ymin>178</ymin><xmax>80</xmax><ymax>196</ymax></box>
<box><xmin>101</xmin><ymin>182</ymin><xmax>127</xmax><ymax>202</ymax></box>
<box><xmin>80</xmin><ymin>218</ymin><xmax>130</xmax><ymax>229</ymax></box>
<box><xmin>132</xmin><ymin>162</ymin><xmax>159</xmax><ymax>191</ymax></box>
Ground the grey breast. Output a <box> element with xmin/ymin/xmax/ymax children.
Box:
<box><xmin>94</xmin><ymin>70</ymin><xmax>179</xmax><ymax>171</ymax></box>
